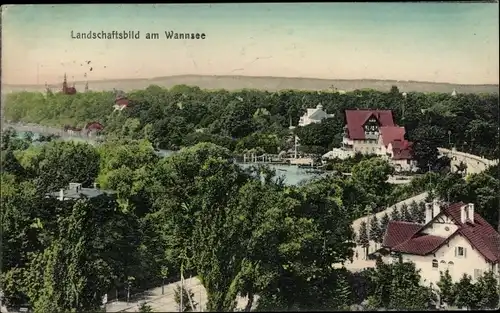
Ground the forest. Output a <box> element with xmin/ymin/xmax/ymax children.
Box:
<box><xmin>3</xmin><ymin>85</ymin><xmax>499</xmax><ymax>169</ymax></box>
<box><xmin>1</xmin><ymin>85</ymin><xmax>499</xmax><ymax>311</ymax></box>
<box><xmin>1</xmin><ymin>131</ymin><xmax>499</xmax><ymax>311</ymax></box>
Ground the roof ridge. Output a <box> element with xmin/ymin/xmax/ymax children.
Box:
<box><xmin>388</xmin><ymin>220</ymin><xmax>420</xmax><ymax>225</ymax></box>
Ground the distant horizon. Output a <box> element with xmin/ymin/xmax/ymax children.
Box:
<box><xmin>3</xmin><ymin>74</ymin><xmax>499</xmax><ymax>88</ymax></box>
<box><xmin>2</xmin><ymin>4</ymin><xmax>498</xmax><ymax>85</ymax></box>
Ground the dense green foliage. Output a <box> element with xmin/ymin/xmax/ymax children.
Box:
<box><xmin>2</xmin><ymin>84</ymin><xmax>499</xmax><ymax>312</ymax></box>
<box><xmin>4</xmin><ymin>85</ymin><xmax>499</xmax><ymax>163</ymax></box>
<box><xmin>1</xmin><ymin>131</ymin><xmax>459</xmax><ymax>312</ymax></box>
<box><xmin>437</xmin><ymin>270</ymin><xmax>499</xmax><ymax>310</ymax></box>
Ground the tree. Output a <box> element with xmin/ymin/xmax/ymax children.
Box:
<box><xmin>367</xmin><ymin>256</ymin><xmax>435</xmax><ymax>310</ymax></box>
<box><xmin>351</xmin><ymin>158</ymin><xmax>394</xmax><ymax>208</ymax></box>
<box><xmin>408</xmin><ymin>200</ymin><xmax>421</xmax><ymax>223</ymax></box>
<box><xmin>437</xmin><ymin>269</ymin><xmax>455</xmax><ymax>306</ymax></box>
<box><xmin>390</xmin><ymin>206</ymin><xmax>402</xmax><ymax>221</ymax></box>
<box><xmin>23</xmin><ymin>141</ymin><xmax>100</xmax><ymax>192</ymax></box>
<box><xmin>358</xmin><ymin>221</ymin><xmax>369</xmax><ymax>250</ymax></box>
<box><xmin>453</xmin><ymin>274</ymin><xmax>478</xmax><ymax>310</ymax></box>
<box><xmin>379</xmin><ymin>213</ymin><xmax>390</xmax><ymax>239</ymax></box>
<box><xmin>138</xmin><ymin>302</ymin><xmax>154</xmax><ymax>312</ymax></box>
<box><xmin>1</xmin><ymin>149</ymin><xmax>26</xmax><ymax>178</ymax></box>
<box><xmin>474</xmin><ymin>271</ymin><xmax>499</xmax><ymax>310</ymax></box>
<box><xmin>369</xmin><ymin>215</ymin><xmax>382</xmax><ymax>244</ymax></box>
<box><xmin>410</xmin><ymin>125</ymin><xmax>446</xmax><ymax>171</ymax></box>
<box><xmin>400</xmin><ymin>203</ymin><xmax>412</xmax><ymax>222</ymax></box>
<box><xmin>153</xmin><ymin>143</ymin><xmax>251</xmax><ymax>311</ymax></box>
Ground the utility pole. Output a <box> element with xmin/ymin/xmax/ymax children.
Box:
<box><xmin>402</xmin><ymin>92</ymin><xmax>407</xmax><ymax>122</ymax></box>
<box><xmin>294</xmin><ymin>135</ymin><xmax>299</xmax><ymax>159</ymax></box>
<box><xmin>179</xmin><ymin>262</ymin><xmax>184</xmax><ymax>312</ymax></box>
<box><xmin>365</xmin><ymin>204</ymin><xmax>373</xmax><ymax>259</ymax></box>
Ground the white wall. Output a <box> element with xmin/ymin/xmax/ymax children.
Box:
<box><xmin>400</xmin><ymin>235</ymin><xmax>493</xmax><ymax>286</ymax></box>
<box><xmin>390</xmin><ymin>159</ymin><xmax>417</xmax><ymax>172</ymax></box>
<box><xmin>352</xmin><ymin>140</ymin><xmax>379</xmax><ymax>154</ymax></box>
<box><xmin>421</xmin><ymin>220</ymin><xmax>458</xmax><ymax>237</ymax></box>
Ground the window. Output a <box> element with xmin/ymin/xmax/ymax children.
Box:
<box><xmin>474</xmin><ymin>269</ymin><xmax>483</xmax><ymax>280</ymax></box>
<box><xmin>432</xmin><ymin>259</ymin><xmax>438</xmax><ymax>269</ymax></box>
<box><xmin>440</xmin><ymin>260</ymin><xmax>446</xmax><ymax>265</ymax></box>
<box><xmin>448</xmin><ymin>261</ymin><xmax>454</xmax><ymax>268</ymax></box>
<box><xmin>455</xmin><ymin>247</ymin><xmax>467</xmax><ymax>257</ymax></box>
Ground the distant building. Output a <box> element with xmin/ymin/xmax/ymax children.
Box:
<box><xmin>46</xmin><ymin>182</ymin><xmax>114</xmax><ymax>201</ymax></box>
<box><xmin>378</xmin><ymin>126</ymin><xmax>417</xmax><ymax>172</ymax></box>
<box><xmin>83</xmin><ymin>122</ymin><xmax>104</xmax><ymax>137</ymax></box>
<box><xmin>322</xmin><ymin>148</ymin><xmax>355</xmax><ymax>161</ymax></box>
<box><xmin>342</xmin><ymin>109</ymin><xmax>416</xmax><ymax>172</ymax></box>
<box><xmin>451</xmin><ymin>89</ymin><xmax>457</xmax><ymax>97</ymax></box>
<box><xmin>298</xmin><ymin>104</ymin><xmax>334</xmax><ymax>127</ymax></box>
<box><xmin>61</xmin><ymin>73</ymin><xmax>77</xmax><ymax>95</ymax></box>
<box><xmin>378</xmin><ymin>200</ymin><xmax>500</xmax><ymax>288</ymax></box>
<box><xmin>113</xmin><ymin>89</ymin><xmax>129</xmax><ymax>111</ymax></box>
<box><xmin>63</xmin><ymin>125</ymin><xmax>82</xmax><ymax>135</ymax></box>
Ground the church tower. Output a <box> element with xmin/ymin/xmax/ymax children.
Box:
<box><xmin>85</xmin><ymin>81</ymin><xmax>89</xmax><ymax>92</ymax></box>
<box><xmin>62</xmin><ymin>73</ymin><xmax>68</xmax><ymax>94</ymax></box>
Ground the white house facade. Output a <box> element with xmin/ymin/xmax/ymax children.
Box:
<box><xmin>322</xmin><ymin>148</ymin><xmax>355</xmax><ymax>161</ymax></box>
<box><xmin>298</xmin><ymin>104</ymin><xmax>334</xmax><ymax>127</ymax></box>
<box><xmin>379</xmin><ymin>200</ymin><xmax>500</xmax><ymax>287</ymax></box>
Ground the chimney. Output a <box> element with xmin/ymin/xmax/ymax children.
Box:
<box><xmin>461</xmin><ymin>205</ymin><xmax>467</xmax><ymax>224</ymax></box>
<box><xmin>59</xmin><ymin>189</ymin><xmax>65</xmax><ymax>201</ymax></box>
<box><xmin>467</xmin><ymin>203</ymin><xmax>474</xmax><ymax>224</ymax></box>
<box><xmin>425</xmin><ymin>203</ymin><xmax>433</xmax><ymax>224</ymax></box>
<box><xmin>432</xmin><ymin>199</ymin><xmax>441</xmax><ymax>218</ymax></box>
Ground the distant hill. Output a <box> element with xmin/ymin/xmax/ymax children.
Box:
<box><xmin>2</xmin><ymin>75</ymin><xmax>499</xmax><ymax>94</ymax></box>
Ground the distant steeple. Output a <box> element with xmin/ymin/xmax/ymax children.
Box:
<box><xmin>451</xmin><ymin>89</ymin><xmax>457</xmax><ymax>97</ymax></box>
<box><xmin>62</xmin><ymin>73</ymin><xmax>68</xmax><ymax>93</ymax></box>
<box><xmin>85</xmin><ymin>81</ymin><xmax>89</xmax><ymax>92</ymax></box>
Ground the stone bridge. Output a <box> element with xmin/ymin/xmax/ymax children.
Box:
<box><xmin>438</xmin><ymin>147</ymin><xmax>498</xmax><ymax>175</ymax></box>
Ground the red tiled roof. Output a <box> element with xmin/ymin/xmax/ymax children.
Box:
<box><xmin>382</xmin><ymin>221</ymin><xmax>422</xmax><ymax>247</ymax></box>
<box><xmin>382</xmin><ymin>202</ymin><xmax>500</xmax><ymax>263</ymax></box>
<box><xmin>380</xmin><ymin>126</ymin><xmax>405</xmax><ymax>146</ymax></box>
<box><xmin>345</xmin><ymin>109</ymin><xmax>395</xmax><ymax>140</ymax></box>
<box><xmin>115</xmin><ymin>98</ymin><xmax>129</xmax><ymax>106</ymax></box>
<box><xmin>391</xmin><ymin>233</ymin><xmax>449</xmax><ymax>255</ymax></box>
<box><xmin>391</xmin><ymin>140</ymin><xmax>413</xmax><ymax>160</ymax></box>
<box><xmin>85</xmin><ymin>122</ymin><xmax>104</xmax><ymax>130</ymax></box>
<box><xmin>445</xmin><ymin>202</ymin><xmax>500</xmax><ymax>263</ymax></box>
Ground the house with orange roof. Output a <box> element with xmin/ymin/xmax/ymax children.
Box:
<box><xmin>379</xmin><ymin>200</ymin><xmax>500</xmax><ymax>286</ymax></box>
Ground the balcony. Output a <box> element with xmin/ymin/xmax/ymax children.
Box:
<box><xmin>365</xmin><ymin>131</ymin><xmax>379</xmax><ymax>140</ymax></box>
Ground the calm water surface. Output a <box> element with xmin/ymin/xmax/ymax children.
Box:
<box><xmin>16</xmin><ymin>132</ymin><xmax>317</xmax><ymax>185</ymax></box>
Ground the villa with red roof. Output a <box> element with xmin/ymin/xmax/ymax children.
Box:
<box><xmin>380</xmin><ymin>200</ymin><xmax>500</xmax><ymax>286</ymax></box>
<box><xmin>340</xmin><ymin>109</ymin><xmax>417</xmax><ymax>172</ymax></box>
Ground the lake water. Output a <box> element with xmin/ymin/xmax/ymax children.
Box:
<box><xmin>14</xmin><ymin>132</ymin><xmax>317</xmax><ymax>186</ymax></box>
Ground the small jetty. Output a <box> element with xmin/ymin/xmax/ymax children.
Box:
<box><xmin>241</xmin><ymin>153</ymin><xmax>289</xmax><ymax>165</ymax></box>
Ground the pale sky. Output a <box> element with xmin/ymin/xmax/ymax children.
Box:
<box><xmin>2</xmin><ymin>3</ymin><xmax>499</xmax><ymax>85</ymax></box>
